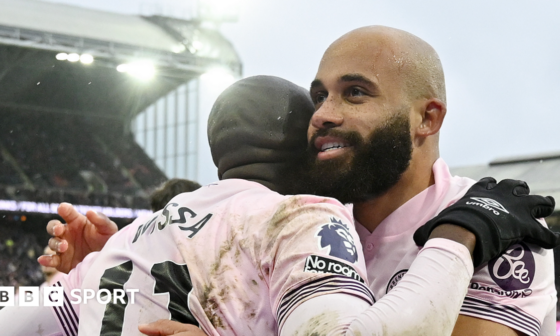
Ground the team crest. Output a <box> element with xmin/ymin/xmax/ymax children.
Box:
<box><xmin>316</xmin><ymin>217</ymin><xmax>358</xmax><ymax>263</ymax></box>
<box><xmin>386</xmin><ymin>269</ymin><xmax>408</xmax><ymax>294</ymax></box>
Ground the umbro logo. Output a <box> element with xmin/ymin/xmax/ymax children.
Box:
<box><xmin>466</xmin><ymin>197</ymin><xmax>509</xmax><ymax>215</ymax></box>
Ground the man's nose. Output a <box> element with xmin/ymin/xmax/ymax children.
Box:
<box><xmin>310</xmin><ymin>102</ymin><xmax>344</xmax><ymax>130</ymax></box>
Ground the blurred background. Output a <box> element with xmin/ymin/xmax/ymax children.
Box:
<box><xmin>0</xmin><ymin>0</ymin><xmax>558</xmax><ymax>313</ymax></box>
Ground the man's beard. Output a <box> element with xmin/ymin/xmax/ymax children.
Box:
<box><xmin>304</xmin><ymin>112</ymin><xmax>413</xmax><ymax>204</ymax></box>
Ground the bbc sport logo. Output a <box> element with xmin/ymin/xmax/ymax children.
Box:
<box><xmin>0</xmin><ymin>286</ymin><xmax>138</xmax><ymax>307</ymax></box>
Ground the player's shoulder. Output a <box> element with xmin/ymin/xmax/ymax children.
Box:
<box><xmin>445</xmin><ymin>171</ymin><xmax>476</xmax><ymax>195</ymax></box>
<box><xmin>443</xmin><ymin>176</ymin><xmax>476</xmax><ymax>209</ymax></box>
<box><xmin>432</xmin><ymin>158</ymin><xmax>477</xmax><ymax>205</ymax></box>
<box><xmin>277</xmin><ymin>194</ymin><xmax>349</xmax><ymax>215</ymax></box>
<box><xmin>471</xmin><ymin>241</ymin><xmax>554</xmax><ymax>299</ymax></box>
<box><xmin>266</xmin><ymin>194</ymin><xmax>353</xmax><ymax>235</ymax></box>
<box><xmin>464</xmin><ymin>242</ymin><xmax>555</xmax><ymax>336</ymax></box>
<box><xmin>210</xmin><ymin>180</ymin><xmax>348</xmax><ymax>214</ymax></box>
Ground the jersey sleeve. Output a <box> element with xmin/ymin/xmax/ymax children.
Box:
<box><xmin>261</xmin><ymin>195</ymin><xmax>374</xmax><ymax>332</ymax></box>
<box><xmin>49</xmin><ymin>218</ymin><xmax>147</xmax><ymax>335</ymax></box>
<box><xmin>0</xmin><ymin>304</ymin><xmax>65</xmax><ymax>336</ymax></box>
<box><xmin>52</xmin><ymin>251</ymin><xmax>105</xmax><ymax>335</ymax></box>
<box><xmin>461</xmin><ymin>221</ymin><xmax>557</xmax><ymax>336</ymax></box>
<box><xmin>280</xmin><ymin>238</ymin><xmax>475</xmax><ymax>336</ymax></box>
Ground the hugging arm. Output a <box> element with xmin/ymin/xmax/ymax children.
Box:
<box><xmin>282</xmin><ymin>178</ymin><xmax>558</xmax><ymax>335</ymax></box>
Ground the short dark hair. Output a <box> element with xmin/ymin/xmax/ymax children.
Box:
<box><xmin>150</xmin><ymin>178</ymin><xmax>202</xmax><ymax>212</ymax></box>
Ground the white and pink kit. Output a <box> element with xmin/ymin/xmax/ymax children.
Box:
<box><xmin>357</xmin><ymin>159</ymin><xmax>556</xmax><ymax>336</ymax></box>
<box><xmin>1</xmin><ymin>178</ymin><xmax>477</xmax><ymax>335</ymax></box>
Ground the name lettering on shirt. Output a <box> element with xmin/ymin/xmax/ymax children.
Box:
<box><xmin>133</xmin><ymin>203</ymin><xmax>213</xmax><ymax>243</ymax></box>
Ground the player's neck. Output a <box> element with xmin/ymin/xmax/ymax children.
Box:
<box><xmin>353</xmin><ymin>158</ymin><xmax>435</xmax><ymax>233</ymax></box>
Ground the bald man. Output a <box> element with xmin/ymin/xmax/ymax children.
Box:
<box><xmin>40</xmin><ymin>27</ymin><xmax>556</xmax><ymax>335</ymax></box>
<box><xmin>306</xmin><ymin>25</ymin><xmax>555</xmax><ymax>336</ymax></box>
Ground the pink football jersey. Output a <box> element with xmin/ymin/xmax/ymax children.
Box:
<box><xmin>356</xmin><ymin>158</ymin><xmax>556</xmax><ymax>336</ymax></box>
<box><xmin>57</xmin><ymin>179</ymin><xmax>373</xmax><ymax>336</ymax></box>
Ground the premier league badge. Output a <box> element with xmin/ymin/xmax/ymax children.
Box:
<box><xmin>316</xmin><ymin>217</ymin><xmax>358</xmax><ymax>263</ymax></box>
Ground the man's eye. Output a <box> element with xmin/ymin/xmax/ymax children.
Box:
<box><xmin>316</xmin><ymin>93</ymin><xmax>327</xmax><ymax>103</ymax></box>
<box><xmin>350</xmin><ymin>88</ymin><xmax>365</xmax><ymax>96</ymax></box>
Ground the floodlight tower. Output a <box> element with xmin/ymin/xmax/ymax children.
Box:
<box><xmin>129</xmin><ymin>1</ymin><xmax>243</xmax><ymax>184</ymax></box>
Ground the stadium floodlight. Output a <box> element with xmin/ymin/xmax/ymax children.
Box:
<box><xmin>67</xmin><ymin>53</ymin><xmax>80</xmax><ymax>62</ymax></box>
<box><xmin>56</xmin><ymin>53</ymin><xmax>68</xmax><ymax>61</ymax></box>
<box><xmin>129</xmin><ymin>61</ymin><xmax>156</xmax><ymax>80</ymax></box>
<box><xmin>116</xmin><ymin>64</ymin><xmax>129</xmax><ymax>73</ymax></box>
<box><xmin>172</xmin><ymin>44</ymin><xmax>186</xmax><ymax>53</ymax></box>
<box><xmin>116</xmin><ymin>61</ymin><xmax>156</xmax><ymax>80</ymax></box>
<box><xmin>192</xmin><ymin>41</ymin><xmax>204</xmax><ymax>51</ymax></box>
<box><xmin>200</xmin><ymin>67</ymin><xmax>236</xmax><ymax>93</ymax></box>
<box><xmin>80</xmin><ymin>54</ymin><xmax>94</xmax><ymax>65</ymax></box>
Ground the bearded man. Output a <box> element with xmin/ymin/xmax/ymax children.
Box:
<box><xmin>40</xmin><ymin>26</ymin><xmax>556</xmax><ymax>336</ymax></box>
<box><xmin>306</xmin><ymin>25</ymin><xmax>555</xmax><ymax>336</ymax></box>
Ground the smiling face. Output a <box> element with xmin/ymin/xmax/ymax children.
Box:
<box><xmin>305</xmin><ymin>27</ymin><xmax>439</xmax><ymax>203</ymax></box>
<box><xmin>305</xmin><ymin>110</ymin><xmax>413</xmax><ymax>203</ymax></box>
<box><xmin>308</xmin><ymin>27</ymin><xmax>413</xmax><ymax>159</ymax></box>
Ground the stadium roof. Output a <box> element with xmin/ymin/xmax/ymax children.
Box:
<box><xmin>0</xmin><ymin>0</ymin><xmax>240</xmax><ymax>66</ymax></box>
<box><xmin>0</xmin><ymin>0</ymin><xmax>241</xmax><ymax>121</ymax></box>
<box><xmin>450</xmin><ymin>151</ymin><xmax>560</xmax><ymax>211</ymax></box>
<box><xmin>0</xmin><ymin>0</ymin><xmax>179</xmax><ymax>52</ymax></box>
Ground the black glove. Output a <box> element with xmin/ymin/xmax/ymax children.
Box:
<box><xmin>414</xmin><ymin>177</ymin><xmax>559</xmax><ymax>267</ymax></box>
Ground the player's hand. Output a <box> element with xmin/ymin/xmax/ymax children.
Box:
<box><xmin>414</xmin><ymin>177</ymin><xmax>560</xmax><ymax>267</ymax></box>
<box><xmin>139</xmin><ymin>320</ymin><xmax>207</xmax><ymax>336</ymax></box>
<box><xmin>37</xmin><ymin>202</ymin><xmax>118</xmax><ymax>273</ymax></box>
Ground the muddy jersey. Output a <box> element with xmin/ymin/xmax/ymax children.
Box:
<box><xmin>57</xmin><ymin>179</ymin><xmax>373</xmax><ymax>336</ymax></box>
<box><xmin>356</xmin><ymin>158</ymin><xmax>556</xmax><ymax>336</ymax></box>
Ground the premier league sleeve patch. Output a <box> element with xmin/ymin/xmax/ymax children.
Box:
<box><xmin>301</xmin><ymin>217</ymin><xmax>365</xmax><ymax>283</ymax></box>
<box><xmin>315</xmin><ymin>217</ymin><xmax>358</xmax><ymax>263</ymax></box>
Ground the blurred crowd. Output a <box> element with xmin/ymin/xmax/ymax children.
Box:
<box><xmin>0</xmin><ymin>107</ymin><xmax>209</xmax><ymax>310</ymax></box>
<box><xmin>0</xmin><ymin>109</ymin><xmax>174</xmax><ymax>292</ymax></box>
<box><xmin>0</xmin><ymin>177</ymin><xmax>202</xmax><ymax>291</ymax></box>
<box><xmin>0</xmin><ymin>109</ymin><xmax>167</xmax><ymax>209</ymax></box>
<box><xmin>0</xmin><ymin>224</ymin><xmax>44</xmax><ymax>289</ymax></box>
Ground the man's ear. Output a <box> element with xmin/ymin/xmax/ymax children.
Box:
<box><xmin>415</xmin><ymin>98</ymin><xmax>446</xmax><ymax>137</ymax></box>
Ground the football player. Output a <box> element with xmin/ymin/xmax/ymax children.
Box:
<box><xmin>306</xmin><ymin>25</ymin><xmax>557</xmax><ymax>336</ymax></box>
<box><xmin>27</xmin><ymin>75</ymin><xmax>558</xmax><ymax>336</ymax></box>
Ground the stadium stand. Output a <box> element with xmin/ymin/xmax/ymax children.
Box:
<box><xmin>0</xmin><ymin>216</ymin><xmax>44</xmax><ymax>289</ymax></box>
<box><xmin>0</xmin><ymin>108</ymin><xmax>166</xmax><ymax>209</ymax></box>
<box><xmin>0</xmin><ymin>0</ymin><xmax>240</xmax><ymax>290</ymax></box>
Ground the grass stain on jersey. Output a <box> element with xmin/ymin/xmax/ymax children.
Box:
<box><xmin>266</xmin><ymin>196</ymin><xmax>311</xmax><ymax>250</ymax></box>
<box><xmin>199</xmin><ymin>221</ymin><xmax>260</xmax><ymax>330</ymax></box>
<box><xmin>200</xmin><ymin>289</ymin><xmax>225</xmax><ymax>330</ymax></box>
<box><xmin>200</xmin><ymin>227</ymin><xmax>240</xmax><ymax>330</ymax></box>
<box><xmin>268</xmin><ymin>196</ymin><xmax>307</xmax><ymax>230</ymax></box>
<box><xmin>294</xmin><ymin>310</ymin><xmax>341</xmax><ymax>336</ymax></box>
<box><xmin>211</xmin><ymin>228</ymin><xmax>238</xmax><ymax>274</ymax></box>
